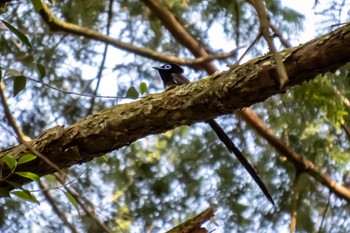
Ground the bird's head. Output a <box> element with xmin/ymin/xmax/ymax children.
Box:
<box><xmin>152</xmin><ymin>63</ymin><xmax>184</xmax><ymax>74</ymax></box>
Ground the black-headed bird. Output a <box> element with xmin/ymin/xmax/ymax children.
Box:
<box><xmin>153</xmin><ymin>63</ymin><xmax>274</xmax><ymax>205</ymax></box>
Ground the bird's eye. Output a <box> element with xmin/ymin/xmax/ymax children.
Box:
<box><xmin>164</xmin><ymin>64</ymin><xmax>172</xmax><ymax>69</ymax></box>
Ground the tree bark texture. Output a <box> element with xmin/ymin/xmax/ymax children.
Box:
<box><xmin>1</xmin><ymin>23</ymin><xmax>350</xmax><ymax>190</ymax></box>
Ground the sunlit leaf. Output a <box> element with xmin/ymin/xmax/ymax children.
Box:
<box><xmin>45</xmin><ymin>174</ymin><xmax>58</xmax><ymax>187</ymax></box>
<box><xmin>125</xmin><ymin>86</ymin><xmax>139</xmax><ymax>99</ymax></box>
<box><xmin>0</xmin><ymin>4</ymin><xmax>8</xmax><ymax>15</ymax></box>
<box><xmin>14</xmin><ymin>172</ymin><xmax>39</xmax><ymax>181</ymax></box>
<box><xmin>102</xmin><ymin>154</ymin><xmax>109</xmax><ymax>162</ymax></box>
<box><xmin>139</xmin><ymin>82</ymin><xmax>147</xmax><ymax>95</ymax></box>
<box><xmin>1</xmin><ymin>20</ymin><xmax>32</xmax><ymax>48</ymax></box>
<box><xmin>13</xmin><ymin>75</ymin><xmax>26</xmax><ymax>96</ymax></box>
<box><xmin>12</xmin><ymin>189</ymin><xmax>39</xmax><ymax>204</ymax></box>
<box><xmin>30</xmin><ymin>0</ymin><xmax>44</xmax><ymax>11</ymax></box>
<box><xmin>63</xmin><ymin>191</ymin><xmax>79</xmax><ymax>213</ymax></box>
<box><xmin>4</xmin><ymin>155</ymin><xmax>17</xmax><ymax>170</ymax></box>
<box><xmin>17</xmin><ymin>154</ymin><xmax>37</xmax><ymax>165</ymax></box>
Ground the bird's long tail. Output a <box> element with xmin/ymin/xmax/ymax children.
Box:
<box><xmin>207</xmin><ymin>119</ymin><xmax>274</xmax><ymax>205</ymax></box>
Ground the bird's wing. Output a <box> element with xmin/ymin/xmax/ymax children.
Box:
<box><xmin>171</xmin><ymin>73</ymin><xmax>190</xmax><ymax>85</ymax></box>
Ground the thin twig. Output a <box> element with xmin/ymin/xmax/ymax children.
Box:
<box><xmin>0</xmin><ymin>80</ymin><xmax>66</xmax><ymax>173</ymax></box>
<box><xmin>54</xmin><ymin>173</ymin><xmax>113</xmax><ymax>233</ymax></box>
<box><xmin>270</xmin><ymin>24</ymin><xmax>292</xmax><ymax>48</ymax></box>
<box><xmin>0</xmin><ymin>82</ymin><xmax>31</xmax><ymax>141</ymax></box>
<box><xmin>87</xmin><ymin>0</ymin><xmax>114</xmax><ymax>115</ymax></box>
<box><xmin>236</xmin><ymin>33</ymin><xmax>262</xmax><ymax>65</ymax></box>
<box><xmin>37</xmin><ymin>0</ymin><xmax>239</xmax><ymax>67</ymax></box>
<box><xmin>39</xmin><ymin>180</ymin><xmax>79</xmax><ymax>233</ymax></box>
<box><xmin>25</xmin><ymin>76</ymin><xmax>129</xmax><ymax>99</ymax></box>
<box><xmin>248</xmin><ymin>0</ymin><xmax>289</xmax><ymax>88</ymax></box>
<box><xmin>30</xmin><ymin>161</ymin><xmax>93</xmax><ymax>193</ymax></box>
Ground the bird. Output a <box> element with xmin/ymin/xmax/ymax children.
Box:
<box><xmin>153</xmin><ymin>63</ymin><xmax>274</xmax><ymax>205</ymax></box>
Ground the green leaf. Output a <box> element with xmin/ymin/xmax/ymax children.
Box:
<box><xmin>0</xmin><ymin>3</ymin><xmax>8</xmax><ymax>15</ymax></box>
<box><xmin>44</xmin><ymin>174</ymin><xmax>58</xmax><ymax>187</ymax></box>
<box><xmin>0</xmin><ymin>188</ymin><xmax>10</xmax><ymax>198</ymax></box>
<box><xmin>12</xmin><ymin>189</ymin><xmax>39</xmax><ymax>204</ymax></box>
<box><xmin>14</xmin><ymin>172</ymin><xmax>39</xmax><ymax>181</ymax></box>
<box><xmin>125</xmin><ymin>86</ymin><xmax>139</xmax><ymax>99</ymax></box>
<box><xmin>139</xmin><ymin>82</ymin><xmax>147</xmax><ymax>95</ymax></box>
<box><xmin>34</xmin><ymin>62</ymin><xmax>46</xmax><ymax>80</ymax></box>
<box><xmin>30</xmin><ymin>0</ymin><xmax>44</xmax><ymax>11</ymax></box>
<box><xmin>3</xmin><ymin>155</ymin><xmax>17</xmax><ymax>170</ymax></box>
<box><xmin>13</xmin><ymin>75</ymin><xmax>27</xmax><ymax>96</ymax></box>
<box><xmin>48</xmin><ymin>0</ymin><xmax>56</xmax><ymax>7</ymax></box>
<box><xmin>102</xmin><ymin>154</ymin><xmax>109</xmax><ymax>162</ymax></box>
<box><xmin>5</xmin><ymin>180</ymin><xmax>21</xmax><ymax>188</ymax></box>
<box><xmin>63</xmin><ymin>191</ymin><xmax>79</xmax><ymax>213</ymax></box>
<box><xmin>1</xmin><ymin>20</ymin><xmax>32</xmax><ymax>48</ymax></box>
<box><xmin>17</xmin><ymin>154</ymin><xmax>37</xmax><ymax>165</ymax></box>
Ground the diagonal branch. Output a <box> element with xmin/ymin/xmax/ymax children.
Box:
<box><xmin>166</xmin><ymin>206</ymin><xmax>216</xmax><ymax>233</ymax></box>
<box><xmin>0</xmin><ymin>82</ymin><xmax>31</xmax><ymax>142</ymax></box>
<box><xmin>34</xmin><ymin>0</ymin><xmax>237</xmax><ymax>67</ymax></box>
<box><xmin>241</xmin><ymin>108</ymin><xmax>350</xmax><ymax>202</ymax></box>
<box><xmin>1</xmin><ymin>23</ymin><xmax>350</xmax><ymax>205</ymax></box>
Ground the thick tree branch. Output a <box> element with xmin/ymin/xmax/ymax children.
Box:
<box><xmin>143</xmin><ymin>0</ymin><xmax>350</xmax><ymax>204</ymax></box>
<box><xmin>1</xmin><ymin>24</ymin><xmax>350</xmax><ymax>205</ymax></box>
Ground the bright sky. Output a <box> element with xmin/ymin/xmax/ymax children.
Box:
<box><xmin>284</xmin><ymin>0</ymin><xmax>317</xmax><ymax>42</ymax></box>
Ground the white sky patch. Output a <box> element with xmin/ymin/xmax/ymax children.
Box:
<box><xmin>283</xmin><ymin>0</ymin><xmax>317</xmax><ymax>43</ymax></box>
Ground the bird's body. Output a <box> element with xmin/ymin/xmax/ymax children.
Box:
<box><xmin>153</xmin><ymin>64</ymin><xmax>190</xmax><ymax>90</ymax></box>
<box><xmin>153</xmin><ymin>63</ymin><xmax>274</xmax><ymax>205</ymax></box>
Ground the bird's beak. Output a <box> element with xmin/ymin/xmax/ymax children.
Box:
<box><xmin>152</xmin><ymin>66</ymin><xmax>161</xmax><ymax>70</ymax></box>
